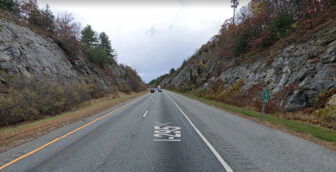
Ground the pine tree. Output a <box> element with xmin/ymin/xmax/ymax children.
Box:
<box><xmin>41</xmin><ymin>5</ymin><xmax>55</xmax><ymax>33</ymax></box>
<box><xmin>0</xmin><ymin>0</ymin><xmax>19</xmax><ymax>13</ymax></box>
<box><xmin>170</xmin><ymin>68</ymin><xmax>176</xmax><ymax>74</ymax></box>
<box><xmin>81</xmin><ymin>25</ymin><xmax>97</xmax><ymax>47</ymax></box>
<box><xmin>98</xmin><ymin>32</ymin><xmax>113</xmax><ymax>55</ymax></box>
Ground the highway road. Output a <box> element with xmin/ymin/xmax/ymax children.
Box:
<box><xmin>0</xmin><ymin>90</ymin><xmax>336</xmax><ymax>172</ymax></box>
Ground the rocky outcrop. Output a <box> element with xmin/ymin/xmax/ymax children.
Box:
<box><xmin>0</xmin><ymin>17</ymin><xmax>144</xmax><ymax>91</ymax></box>
<box><xmin>328</xmin><ymin>94</ymin><xmax>336</xmax><ymax>106</ymax></box>
<box><xmin>0</xmin><ymin>18</ymin><xmax>79</xmax><ymax>84</ymax></box>
<box><xmin>159</xmin><ymin>20</ymin><xmax>336</xmax><ymax>111</ymax></box>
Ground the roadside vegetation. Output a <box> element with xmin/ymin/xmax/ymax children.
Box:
<box><xmin>0</xmin><ymin>77</ymin><xmax>109</xmax><ymax>126</ymax></box>
<box><xmin>179</xmin><ymin>92</ymin><xmax>336</xmax><ymax>149</ymax></box>
<box><xmin>0</xmin><ymin>91</ymin><xmax>145</xmax><ymax>152</ymax></box>
<box><xmin>0</xmin><ymin>71</ymin><xmax>145</xmax><ymax>127</ymax></box>
<box><xmin>0</xmin><ymin>79</ymin><xmax>110</xmax><ymax>126</ymax></box>
<box><xmin>151</xmin><ymin>0</ymin><xmax>336</xmax><ymax>137</ymax></box>
<box><xmin>220</xmin><ymin>0</ymin><xmax>335</xmax><ymax>57</ymax></box>
<box><xmin>0</xmin><ymin>0</ymin><xmax>117</xmax><ymax>65</ymax></box>
<box><xmin>0</xmin><ymin>0</ymin><xmax>146</xmax><ymax>127</ymax></box>
<box><xmin>172</xmin><ymin>80</ymin><xmax>336</xmax><ymax>130</ymax></box>
<box><xmin>157</xmin><ymin>0</ymin><xmax>336</xmax><ymax>68</ymax></box>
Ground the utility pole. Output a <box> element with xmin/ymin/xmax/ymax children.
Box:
<box><xmin>231</xmin><ymin>0</ymin><xmax>239</xmax><ymax>24</ymax></box>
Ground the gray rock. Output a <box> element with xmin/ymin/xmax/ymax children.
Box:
<box><xmin>0</xmin><ymin>17</ymin><xmax>143</xmax><ymax>91</ymax></box>
<box><xmin>0</xmin><ymin>53</ymin><xmax>11</xmax><ymax>62</ymax></box>
<box><xmin>321</xmin><ymin>40</ymin><xmax>336</xmax><ymax>64</ymax></box>
<box><xmin>328</xmin><ymin>94</ymin><xmax>336</xmax><ymax>106</ymax></box>
<box><xmin>159</xmin><ymin>19</ymin><xmax>336</xmax><ymax>111</ymax></box>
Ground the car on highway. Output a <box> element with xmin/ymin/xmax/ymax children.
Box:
<box><xmin>150</xmin><ymin>88</ymin><xmax>155</xmax><ymax>93</ymax></box>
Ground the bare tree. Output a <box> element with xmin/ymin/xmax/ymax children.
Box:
<box><xmin>54</xmin><ymin>12</ymin><xmax>81</xmax><ymax>57</ymax></box>
<box><xmin>55</xmin><ymin>12</ymin><xmax>81</xmax><ymax>40</ymax></box>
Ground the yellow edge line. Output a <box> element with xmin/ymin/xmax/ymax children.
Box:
<box><xmin>0</xmin><ymin>102</ymin><xmax>130</xmax><ymax>170</ymax></box>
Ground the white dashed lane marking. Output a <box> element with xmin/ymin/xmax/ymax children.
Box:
<box><xmin>142</xmin><ymin>110</ymin><xmax>148</xmax><ymax>118</ymax></box>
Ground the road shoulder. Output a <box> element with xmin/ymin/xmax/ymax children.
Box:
<box><xmin>0</xmin><ymin>92</ymin><xmax>146</xmax><ymax>154</ymax></box>
<box><xmin>172</xmin><ymin>91</ymin><xmax>336</xmax><ymax>151</ymax></box>
<box><xmin>167</xmin><ymin>90</ymin><xmax>336</xmax><ymax>171</ymax></box>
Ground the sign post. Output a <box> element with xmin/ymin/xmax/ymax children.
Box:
<box><xmin>261</xmin><ymin>89</ymin><xmax>270</xmax><ymax>120</ymax></box>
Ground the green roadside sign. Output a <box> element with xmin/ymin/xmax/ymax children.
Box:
<box><xmin>262</xmin><ymin>89</ymin><xmax>270</xmax><ymax>104</ymax></box>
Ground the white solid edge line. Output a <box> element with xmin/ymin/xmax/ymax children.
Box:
<box><xmin>167</xmin><ymin>94</ymin><xmax>234</xmax><ymax>172</ymax></box>
<box><xmin>142</xmin><ymin>110</ymin><xmax>149</xmax><ymax>118</ymax></box>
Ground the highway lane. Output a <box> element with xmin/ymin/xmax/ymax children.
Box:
<box><xmin>167</xmin><ymin>91</ymin><xmax>336</xmax><ymax>171</ymax></box>
<box><xmin>0</xmin><ymin>91</ymin><xmax>226</xmax><ymax>172</ymax></box>
<box><xmin>0</xmin><ymin>90</ymin><xmax>336</xmax><ymax>171</ymax></box>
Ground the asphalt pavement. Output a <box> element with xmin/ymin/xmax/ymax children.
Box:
<box><xmin>0</xmin><ymin>90</ymin><xmax>336</xmax><ymax>172</ymax></box>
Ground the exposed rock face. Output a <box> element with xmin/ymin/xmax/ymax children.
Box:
<box><xmin>0</xmin><ymin>18</ymin><xmax>79</xmax><ymax>84</ymax></box>
<box><xmin>328</xmin><ymin>94</ymin><xmax>336</xmax><ymax>106</ymax></box>
<box><xmin>160</xmin><ymin>20</ymin><xmax>336</xmax><ymax>111</ymax></box>
<box><xmin>0</xmin><ymin>18</ymin><xmax>144</xmax><ymax>90</ymax></box>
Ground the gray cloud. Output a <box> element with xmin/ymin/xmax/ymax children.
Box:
<box><xmin>39</xmin><ymin>0</ymin><xmax>251</xmax><ymax>82</ymax></box>
<box><xmin>120</xmin><ymin>25</ymin><xmax>219</xmax><ymax>82</ymax></box>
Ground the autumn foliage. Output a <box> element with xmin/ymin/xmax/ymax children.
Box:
<box><xmin>211</xmin><ymin>0</ymin><xmax>336</xmax><ymax>57</ymax></box>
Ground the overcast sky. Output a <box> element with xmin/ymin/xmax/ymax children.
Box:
<box><xmin>38</xmin><ymin>0</ymin><xmax>249</xmax><ymax>82</ymax></box>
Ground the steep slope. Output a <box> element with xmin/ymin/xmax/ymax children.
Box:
<box><xmin>155</xmin><ymin>18</ymin><xmax>336</xmax><ymax>112</ymax></box>
<box><xmin>0</xmin><ymin>17</ymin><xmax>144</xmax><ymax>91</ymax></box>
<box><xmin>0</xmin><ymin>16</ymin><xmax>145</xmax><ymax>126</ymax></box>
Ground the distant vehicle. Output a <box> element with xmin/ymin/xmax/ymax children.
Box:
<box><xmin>150</xmin><ymin>88</ymin><xmax>155</xmax><ymax>93</ymax></box>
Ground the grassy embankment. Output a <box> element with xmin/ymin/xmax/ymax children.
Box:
<box><xmin>0</xmin><ymin>91</ymin><xmax>146</xmax><ymax>152</ymax></box>
<box><xmin>179</xmin><ymin>92</ymin><xmax>336</xmax><ymax>149</ymax></box>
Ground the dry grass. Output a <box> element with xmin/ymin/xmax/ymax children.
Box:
<box><xmin>0</xmin><ymin>91</ymin><xmax>146</xmax><ymax>152</ymax></box>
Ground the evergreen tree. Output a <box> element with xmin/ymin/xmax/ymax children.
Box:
<box><xmin>81</xmin><ymin>25</ymin><xmax>97</xmax><ymax>47</ymax></box>
<box><xmin>0</xmin><ymin>0</ymin><xmax>19</xmax><ymax>13</ymax></box>
<box><xmin>40</xmin><ymin>5</ymin><xmax>55</xmax><ymax>33</ymax></box>
<box><xmin>98</xmin><ymin>32</ymin><xmax>113</xmax><ymax>55</ymax></box>
<box><xmin>88</xmin><ymin>47</ymin><xmax>109</xmax><ymax>65</ymax></box>
<box><xmin>170</xmin><ymin>68</ymin><xmax>176</xmax><ymax>74</ymax></box>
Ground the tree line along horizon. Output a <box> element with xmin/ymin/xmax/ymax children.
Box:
<box><xmin>0</xmin><ymin>0</ymin><xmax>117</xmax><ymax>65</ymax></box>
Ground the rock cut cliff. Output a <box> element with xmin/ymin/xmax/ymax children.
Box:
<box><xmin>158</xmin><ymin>19</ymin><xmax>336</xmax><ymax>111</ymax></box>
<box><xmin>0</xmin><ymin>17</ymin><xmax>144</xmax><ymax>91</ymax></box>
